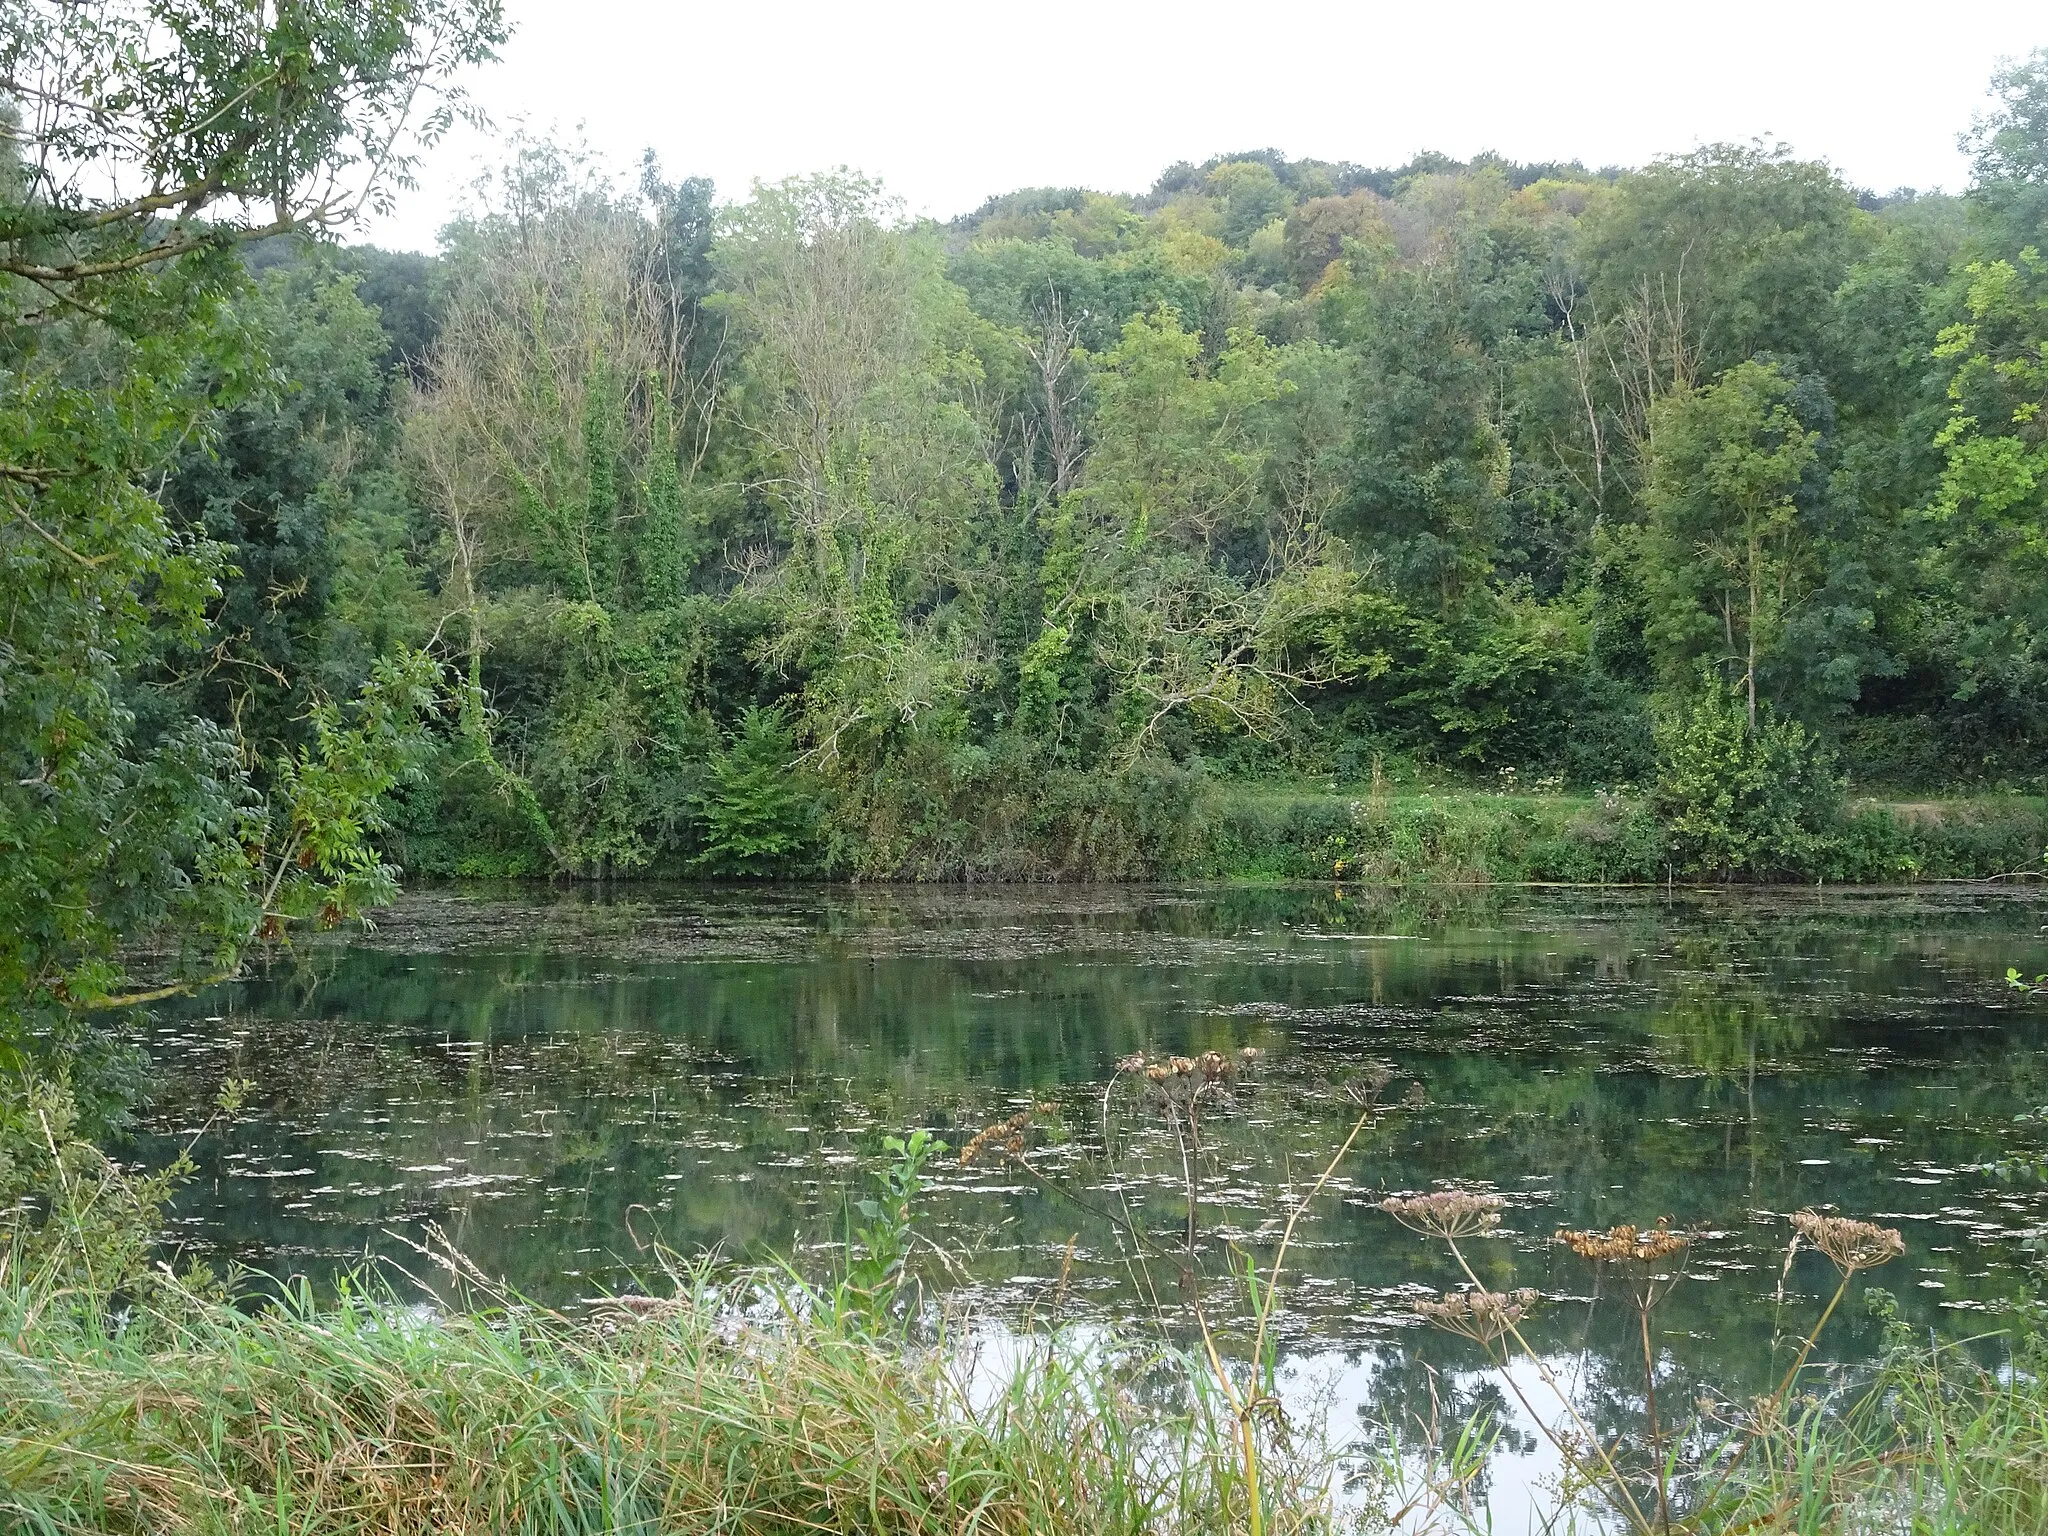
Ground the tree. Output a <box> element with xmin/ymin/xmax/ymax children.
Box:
<box><xmin>1202</xmin><ymin>160</ymin><xmax>1293</xmax><ymax>248</ymax></box>
<box><xmin>1320</xmin><ymin>237</ymin><xmax>1515</xmax><ymax>612</ymax></box>
<box><xmin>1965</xmin><ymin>47</ymin><xmax>2048</xmax><ymax>251</ymax></box>
<box><xmin>164</xmin><ymin>257</ymin><xmax>398</xmax><ymax>755</ymax></box>
<box><xmin>1924</xmin><ymin>246</ymin><xmax>2048</xmax><ymax>722</ymax></box>
<box><xmin>1642</xmin><ymin>360</ymin><xmax>1820</xmax><ymax>725</ymax></box>
<box><xmin>1</xmin><ymin>0</ymin><xmax>500</xmax><ymax>1077</ymax></box>
<box><xmin>1051</xmin><ymin>309</ymin><xmax>1353</xmax><ymax>755</ymax></box>
<box><xmin>1580</xmin><ymin>145</ymin><xmax>1866</xmax><ymax>473</ymax></box>
<box><xmin>714</xmin><ymin>174</ymin><xmax>999</xmax><ymax>768</ymax></box>
<box><xmin>1282</xmin><ymin>190</ymin><xmax>1393</xmax><ymax>290</ymax></box>
<box><xmin>691</xmin><ymin>707</ymin><xmax>817</xmax><ymax>876</ymax></box>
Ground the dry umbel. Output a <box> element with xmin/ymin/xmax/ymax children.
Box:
<box><xmin>1415</xmin><ymin>1286</ymin><xmax>1539</xmax><ymax>1345</ymax></box>
<box><xmin>959</xmin><ymin>1111</ymin><xmax>1031</xmax><ymax>1167</ymax></box>
<box><xmin>1789</xmin><ymin>1210</ymin><xmax>1904</xmax><ymax>1275</ymax></box>
<box><xmin>1555</xmin><ymin>1218</ymin><xmax>1691</xmax><ymax>1266</ymax></box>
<box><xmin>1118</xmin><ymin>1047</ymin><xmax>1259</xmax><ymax>1082</ymax></box>
<box><xmin>1124</xmin><ymin>1046</ymin><xmax>1262</xmax><ymax>1116</ymax></box>
<box><xmin>1380</xmin><ymin>1190</ymin><xmax>1505</xmax><ymax>1239</ymax></box>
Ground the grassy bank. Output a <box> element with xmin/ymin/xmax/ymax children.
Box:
<box><xmin>11</xmin><ymin>1081</ymin><xmax>2048</xmax><ymax>1533</ymax></box>
<box><xmin>0</xmin><ymin>1272</ymin><xmax>1275</xmax><ymax>1536</ymax></box>
<box><xmin>1191</xmin><ymin>784</ymin><xmax>2048</xmax><ymax>885</ymax></box>
<box><xmin>7</xmin><ymin>1256</ymin><xmax>2048</xmax><ymax>1534</ymax></box>
<box><xmin>0</xmin><ymin>1109</ymin><xmax>1310</xmax><ymax>1536</ymax></box>
<box><xmin>403</xmin><ymin>764</ymin><xmax>2048</xmax><ymax>887</ymax></box>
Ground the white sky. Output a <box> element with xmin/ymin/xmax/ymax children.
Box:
<box><xmin>362</xmin><ymin>0</ymin><xmax>2048</xmax><ymax>253</ymax></box>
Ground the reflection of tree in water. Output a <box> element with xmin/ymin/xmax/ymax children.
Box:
<box><xmin>1347</xmin><ymin>1342</ymin><xmax>1534</xmax><ymax>1508</ymax></box>
<box><xmin>1649</xmin><ymin>969</ymin><xmax>1817</xmax><ymax>1075</ymax></box>
<box><xmin>131</xmin><ymin>885</ymin><xmax>2048</xmax><ymax>1404</ymax></box>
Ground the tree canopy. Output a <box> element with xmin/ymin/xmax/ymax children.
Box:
<box><xmin>8</xmin><ymin>25</ymin><xmax>2048</xmax><ymax>945</ymax></box>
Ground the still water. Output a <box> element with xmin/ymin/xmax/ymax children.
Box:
<box><xmin>139</xmin><ymin>883</ymin><xmax>2048</xmax><ymax>1507</ymax></box>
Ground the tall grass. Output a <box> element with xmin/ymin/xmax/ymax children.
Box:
<box><xmin>0</xmin><ymin>1260</ymin><xmax>1304</xmax><ymax>1536</ymax></box>
<box><xmin>0</xmin><ymin>1110</ymin><xmax>1329</xmax><ymax>1536</ymax></box>
<box><xmin>14</xmin><ymin>1069</ymin><xmax>2048</xmax><ymax>1534</ymax></box>
<box><xmin>1701</xmin><ymin>1314</ymin><xmax>2048</xmax><ymax>1535</ymax></box>
<box><xmin>1374</xmin><ymin>1196</ymin><xmax>2048</xmax><ymax>1535</ymax></box>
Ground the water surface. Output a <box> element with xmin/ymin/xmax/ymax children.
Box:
<box><xmin>140</xmin><ymin>883</ymin><xmax>2048</xmax><ymax>1510</ymax></box>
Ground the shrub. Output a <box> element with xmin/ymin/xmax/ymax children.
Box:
<box><xmin>1</xmin><ymin>1072</ymin><xmax>241</xmax><ymax>1299</ymax></box>
<box><xmin>1649</xmin><ymin>679</ymin><xmax>1843</xmax><ymax>879</ymax></box>
<box><xmin>1535</xmin><ymin>790</ymin><xmax>1665</xmax><ymax>882</ymax></box>
<box><xmin>692</xmin><ymin>706</ymin><xmax>819</xmax><ymax>876</ymax></box>
<box><xmin>391</xmin><ymin>731</ymin><xmax>558</xmax><ymax>878</ymax></box>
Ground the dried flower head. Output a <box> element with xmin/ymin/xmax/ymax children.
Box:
<box><xmin>959</xmin><ymin>1110</ymin><xmax>1032</xmax><ymax>1167</ymax></box>
<box><xmin>1415</xmin><ymin>1287</ymin><xmax>1538</xmax><ymax>1345</ymax></box>
<box><xmin>1143</xmin><ymin>1064</ymin><xmax>1170</xmax><ymax>1084</ymax></box>
<box><xmin>1555</xmin><ymin>1218</ymin><xmax>1691</xmax><ymax>1266</ymax></box>
<box><xmin>1116</xmin><ymin>1053</ymin><xmax>1147</xmax><ymax>1075</ymax></box>
<box><xmin>1198</xmin><ymin>1050</ymin><xmax>1230</xmax><ymax>1083</ymax></box>
<box><xmin>1380</xmin><ymin>1190</ymin><xmax>1505</xmax><ymax>1239</ymax></box>
<box><xmin>1789</xmin><ymin>1210</ymin><xmax>1904</xmax><ymax>1275</ymax></box>
<box><xmin>1345</xmin><ymin>1061</ymin><xmax>1397</xmax><ymax>1105</ymax></box>
<box><xmin>1168</xmin><ymin>1056</ymin><xmax>1197</xmax><ymax>1077</ymax></box>
<box><xmin>594</xmin><ymin>1293</ymin><xmax>683</xmax><ymax>1323</ymax></box>
<box><xmin>1238</xmin><ymin>1046</ymin><xmax>1262</xmax><ymax>1064</ymax></box>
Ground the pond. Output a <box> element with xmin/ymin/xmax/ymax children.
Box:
<box><xmin>138</xmin><ymin>883</ymin><xmax>2048</xmax><ymax>1516</ymax></box>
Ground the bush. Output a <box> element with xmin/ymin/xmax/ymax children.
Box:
<box><xmin>1532</xmin><ymin>790</ymin><xmax>1666</xmax><ymax>882</ymax></box>
<box><xmin>692</xmin><ymin>706</ymin><xmax>820</xmax><ymax>877</ymax></box>
<box><xmin>391</xmin><ymin>731</ymin><xmax>558</xmax><ymax>878</ymax></box>
<box><xmin>1555</xmin><ymin>673</ymin><xmax>1657</xmax><ymax>789</ymax></box>
<box><xmin>1648</xmin><ymin>680</ymin><xmax>1843</xmax><ymax>879</ymax></box>
<box><xmin>1188</xmin><ymin>784</ymin><xmax>1665</xmax><ymax>884</ymax></box>
<box><xmin>0</xmin><ymin>1072</ymin><xmax>238</xmax><ymax>1300</ymax></box>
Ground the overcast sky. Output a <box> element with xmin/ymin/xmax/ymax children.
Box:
<box><xmin>363</xmin><ymin>0</ymin><xmax>2047</xmax><ymax>252</ymax></box>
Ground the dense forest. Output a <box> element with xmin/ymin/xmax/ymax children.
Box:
<box><xmin>107</xmin><ymin>67</ymin><xmax>2048</xmax><ymax>887</ymax></box>
<box><xmin>8</xmin><ymin>4</ymin><xmax>2048</xmax><ymax>1070</ymax></box>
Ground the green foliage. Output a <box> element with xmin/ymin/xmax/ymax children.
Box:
<box><xmin>1</xmin><ymin>0</ymin><xmax>491</xmax><ymax>1086</ymax></box>
<box><xmin>1196</xmin><ymin>785</ymin><xmax>1665</xmax><ymax>883</ymax></box>
<box><xmin>1</xmin><ymin>1066</ymin><xmax>248</xmax><ymax>1301</ymax></box>
<box><xmin>1308</xmin><ymin>590</ymin><xmax>1639</xmax><ymax>778</ymax></box>
<box><xmin>362</xmin><ymin>86</ymin><xmax>2048</xmax><ymax>875</ymax></box>
<box><xmin>0</xmin><ymin>1073</ymin><xmax>175</xmax><ymax>1296</ymax></box>
<box><xmin>262</xmin><ymin>652</ymin><xmax>443</xmax><ymax>927</ymax></box>
<box><xmin>16</xmin><ymin>18</ymin><xmax>2048</xmax><ymax>935</ymax></box>
<box><xmin>1649</xmin><ymin>678</ymin><xmax>1844</xmax><ymax>879</ymax></box>
<box><xmin>692</xmin><ymin>707</ymin><xmax>818</xmax><ymax>876</ymax></box>
<box><xmin>1642</xmin><ymin>359</ymin><xmax>1821</xmax><ymax>717</ymax></box>
<box><xmin>836</xmin><ymin>1128</ymin><xmax>945</xmax><ymax>1327</ymax></box>
<box><xmin>391</xmin><ymin>731</ymin><xmax>558</xmax><ymax>878</ymax></box>
<box><xmin>1966</xmin><ymin>48</ymin><xmax>2048</xmax><ymax>249</ymax></box>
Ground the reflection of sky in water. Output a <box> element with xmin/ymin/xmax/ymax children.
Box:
<box><xmin>136</xmin><ymin>884</ymin><xmax>2048</xmax><ymax>1525</ymax></box>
